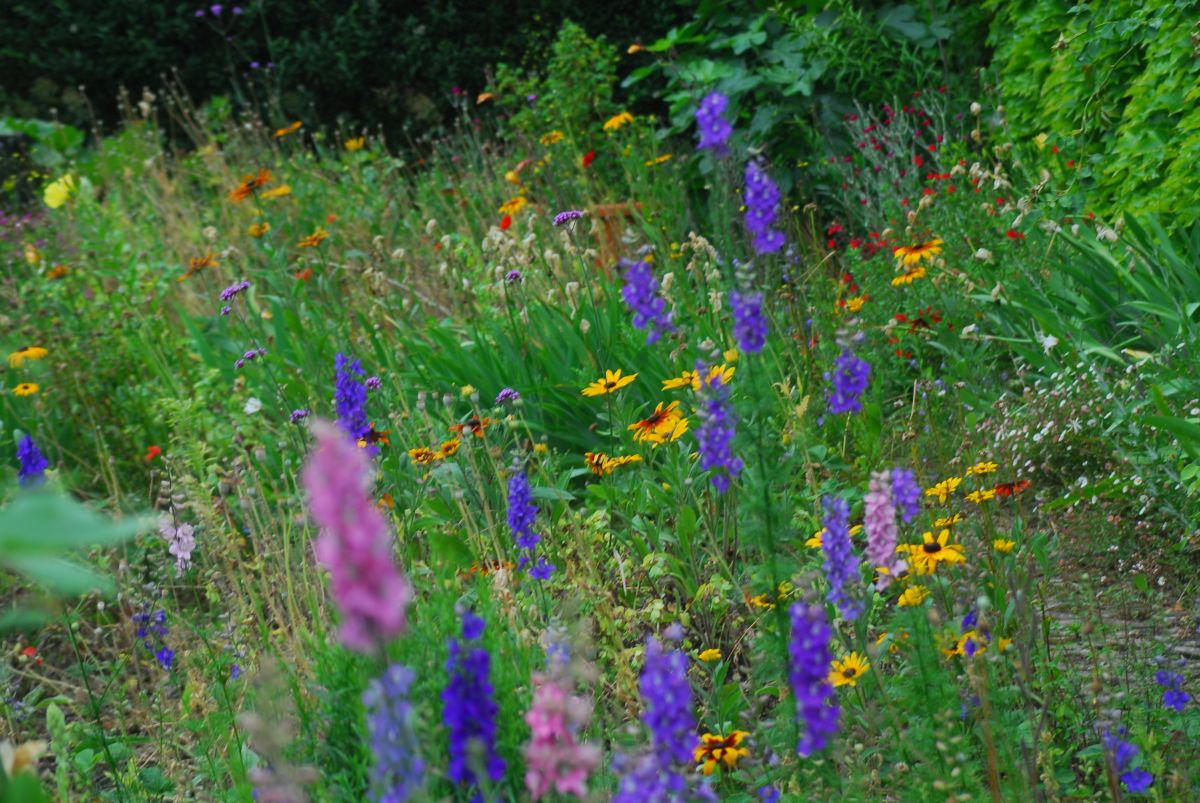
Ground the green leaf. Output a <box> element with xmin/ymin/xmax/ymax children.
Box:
<box><xmin>2</xmin><ymin>555</ymin><xmax>114</xmax><ymax>596</ymax></box>
<box><xmin>428</xmin><ymin>532</ymin><xmax>473</xmax><ymax>570</ymax></box>
<box><xmin>0</xmin><ymin>490</ymin><xmax>149</xmax><ymax>552</ymax></box>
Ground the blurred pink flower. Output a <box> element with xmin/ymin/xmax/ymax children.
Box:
<box><xmin>865</xmin><ymin>469</ymin><xmax>902</xmax><ymax>587</ymax></box>
<box><xmin>523</xmin><ymin>673</ymin><xmax>600</xmax><ymax>799</ymax></box>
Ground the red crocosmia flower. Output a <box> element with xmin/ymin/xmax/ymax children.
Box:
<box><xmin>500</xmin><ymin>215</ymin><xmax>512</xmax><ymax>231</ymax></box>
<box><xmin>145</xmin><ymin>445</ymin><xmax>162</xmax><ymax>462</ymax></box>
<box><xmin>582</xmin><ymin>150</ymin><xmax>596</xmax><ymax>168</ymax></box>
<box><xmin>1006</xmin><ymin>230</ymin><xmax>1025</xmax><ymax>241</ymax></box>
<box><xmin>295</xmin><ymin>267</ymin><xmax>313</xmax><ymax>281</ymax></box>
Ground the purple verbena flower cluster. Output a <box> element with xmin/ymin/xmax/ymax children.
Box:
<box><xmin>365</xmin><ymin>375</ymin><xmax>382</xmax><ymax>390</ymax></box>
<box><xmin>364</xmin><ymin>664</ymin><xmax>425</xmax><ymax>802</ymax></box>
<box><xmin>891</xmin><ymin>467</ymin><xmax>922</xmax><ymax>523</ymax></box>
<box><xmin>16</xmin><ymin>434</ymin><xmax>48</xmax><ymax>487</ymax></box>
<box><xmin>496</xmin><ymin>387</ymin><xmax>521</xmax><ymax>404</ymax></box>
<box><xmin>788</xmin><ymin>601</ymin><xmax>839</xmax><ymax>757</ymax></box>
<box><xmin>290</xmin><ymin>408</ymin><xmax>311</xmax><ymax>424</ymax></box>
<box><xmin>219</xmin><ymin>279</ymin><xmax>251</xmax><ymax>302</ymax></box>
<box><xmin>729</xmin><ymin>290</ymin><xmax>768</xmax><ymax>354</ymax></box>
<box><xmin>553</xmin><ymin>210</ymin><xmax>584</xmax><ymax>227</ymax></box>
<box><xmin>443</xmin><ymin>612</ymin><xmax>506</xmax><ymax>796</ymax></box>
<box><xmin>234</xmin><ymin>347</ymin><xmax>266</xmax><ymax>370</ymax></box>
<box><xmin>821</xmin><ymin>496</ymin><xmax>862</xmax><ymax>621</ymax></box>
<box><xmin>743</xmin><ymin>161</ymin><xmax>785</xmax><ymax>254</ymax></box>
<box><xmin>620</xmin><ymin>259</ymin><xmax>675</xmax><ymax>345</ymax></box>
<box><xmin>825</xmin><ymin>347</ymin><xmax>871</xmax><ymax>414</ymax></box>
<box><xmin>695</xmin><ymin>92</ymin><xmax>732</xmax><ymax>155</ymax></box>
<box><xmin>334</xmin><ymin>352</ymin><xmax>370</xmax><ymax>440</ymax></box>
<box><xmin>695</xmin><ymin>366</ymin><xmax>743</xmax><ymax>494</ymax></box>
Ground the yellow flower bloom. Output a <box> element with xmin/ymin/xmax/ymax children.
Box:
<box><xmin>924</xmin><ymin>477</ymin><xmax>962</xmax><ymax>504</ymax></box>
<box><xmin>408</xmin><ymin>447</ymin><xmax>436</xmax><ymax>466</ymax></box>
<box><xmin>891</xmin><ymin>265</ymin><xmax>928</xmax><ymax>286</ymax></box>
<box><xmin>723</xmin><ymin>348</ymin><xmax>739</xmax><ymax>363</ymax></box>
<box><xmin>459</xmin><ymin>384</ymin><xmax>477</xmax><ymax>398</ymax></box>
<box><xmin>603</xmin><ymin>112</ymin><xmax>635</xmax><ymax>132</ymax></box>
<box><xmin>629</xmin><ymin>402</ymin><xmax>689</xmax><ymax>445</ymax></box>
<box><xmin>7</xmin><ymin>346</ymin><xmax>48</xmax><ymax>369</ymax></box>
<box><xmin>532</xmin><ymin>443</ymin><xmax>548</xmax><ymax>454</ymax></box>
<box><xmin>297</xmin><ymin>227</ymin><xmax>329</xmax><ymax>248</ymax></box>
<box><xmin>434</xmin><ymin>439</ymin><xmax>461</xmax><ymax>460</ymax></box>
<box><xmin>966</xmin><ymin>461</ymin><xmax>999</xmax><ymax>475</ymax></box>
<box><xmin>897</xmin><ymin>586</ymin><xmax>930</xmax><ymax>606</ymax></box>
<box><xmin>944</xmin><ymin>630</ymin><xmax>988</xmax><ymax>658</ymax></box>
<box><xmin>694</xmin><ymin>731</ymin><xmax>749</xmax><ymax>775</ymax></box>
<box><xmin>498</xmin><ymin>196</ymin><xmax>527</xmax><ymax>216</ymax></box>
<box><xmin>829</xmin><ymin>652</ymin><xmax>870</xmax><ymax>687</ymax></box>
<box><xmin>539</xmin><ymin>130</ymin><xmax>565</xmax><ymax>145</ymax></box>
<box><xmin>504</xmin><ymin>170</ymin><xmax>522</xmax><ymax>186</ymax></box>
<box><xmin>892</xmin><ymin>239</ymin><xmax>943</xmax><ymax>267</ymax></box>
<box><xmin>965</xmin><ymin>489</ymin><xmax>997</xmax><ymax>504</ymax></box>
<box><xmin>898</xmin><ymin>529</ymin><xmax>966</xmax><ymax>575</ymax></box>
<box><xmin>627</xmin><ymin>43</ymin><xmax>645</xmax><ymax>54</ymax></box>
<box><xmin>805</xmin><ymin>528</ymin><xmax>825</xmax><ymax>549</ymax></box>
<box><xmin>43</xmin><ymin>175</ymin><xmax>76</xmax><ymax>208</ymax></box>
<box><xmin>843</xmin><ymin>295</ymin><xmax>867</xmax><ymax>313</ymax></box>
<box><xmin>581</xmin><ymin>369</ymin><xmax>637</xmax><ymax>397</ymax></box>
<box><xmin>698</xmin><ymin>649</ymin><xmax>722</xmax><ymax>663</ymax></box>
<box><xmin>993</xmin><ymin>539</ymin><xmax>1015</xmax><ymax>554</ymax></box>
<box><xmin>14</xmin><ymin>383</ymin><xmax>39</xmax><ymax>397</ymax></box>
<box><xmin>584</xmin><ymin>451</ymin><xmax>643</xmax><ymax>475</ymax></box>
<box><xmin>875</xmin><ymin>631</ymin><xmax>909</xmax><ymax>655</ymax></box>
<box><xmin>644</xmin><ymin>154</ymin><xmax>672</xmax><ymax>167</ymax></box>
<box><xmin>344</xmin><ymin>137</ymin><xmax>366</xmax><ymax>151</ymax></box>
<box><xmin>662</xmin><ymin>364</ymin><xmax>735</xmax><ymax>392</ymax></box>
<box><xmin>933</xmin><ymin>513</ymin><xmax>963</xmax><ymax>528</ymax></box>
<box><xmin>260</xmin><ymin>184</ymin><xmax>292</xmax><ymax>200</ymax></box>
<box><xmin>248</xmin><ymin>222</ymin><xmax>271</xmax><ymax>237</ymax></box>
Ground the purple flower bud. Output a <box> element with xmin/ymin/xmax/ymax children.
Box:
<box><xmin>553</xmin><ymin>209</ymin><xmax>585</xmax><ymax>227</ymax></box>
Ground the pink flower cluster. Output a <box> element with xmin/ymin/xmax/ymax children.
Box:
<box><xmin>523</xmin><ymin>672</ymin><xmax>600</xmax><ymax>799</ymax></box>
<box><xmin>865</xmin><ymin>469</ymin><xmax>904</xmax><ymax>587</ymax></box>
<box><xmin>302</xmin><ymin>420</ymin><xmax>411</xmax><ymax>652</ymax></box>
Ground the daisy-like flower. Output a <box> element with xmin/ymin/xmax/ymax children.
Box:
<box><xmin>693</xmin><ymin>731</ymin><xmax>749</xmax><ymax>775</ymax></box>
<box><xmin>582</xmin><ymin>369</ymin><xmax>637</xmax><ymax>397</ymax></box>
<box><xmin>584</xmin><ymin>452</ymin><xmax>642</xmax><ymax>475</ymax></box>
<box><xmin>14</xmin><ymin>383</ymin><xmax>39</xmax><ymax>397</ymax></box>
<box><xmin>435</xmin><ymin>439</ymin><xmax>461</xmax><ymax>459</ymax></box>
<box><xmin>892</xmin><ymin>239</ymin><xmax>943</xmax><ymax>267</ymax></box>
<box><xmin>539</xmin><ymin>130</ymin><xmax>565</xmax><ymax>145</ymax></box>
<box><xmin>228</xmin><ymin>169</ymin><xmax>272</xmax><ymax>202</ymax></box>
<box><xmin>408</xmin><ymin>447</ymin><xmax>436</xmax><ymax>465</ymax></box>
<box><xmin>448</xmin><ymin>417</ymin><xmax>496</xmax><ymax>438</ymax></box>
<box><xmin>345</xmin><ymin>137</ymin><xmax>366</xmax><ymax>151</ymax></box>
<box><xmin>828</xmin><ymin>652</ymin><xmax>870</xmax><ymax>688</ymax></box>
<box><xmin>966</xmin><ymin>461</ymin><xmax>999</xmax><ymax>475</ymax></box>
<box><xmin>499</xmin><ymin>196</ymin><xmax>527</xmax><ymax>216</ymax></box>
<box><xmin>248</xmin><ymin>222</ymin><xmax>270</xmax><ymax>237</ymax></box>
<box><xmin>662</xmin><ymin>364</ymin><xmax>734</xmax><ymax>392</ymax></box>
<box><xmin>965</xmin><ymin>489</ymin><xmax>997</xmax><ymax>504</ymax></box>
<box><xmin>924</xmin><ymin>477</ymin><xmax>962</xmax><ymax>504</ymax></box>
<box><xmin>698</xmin><ymin>649</ymin><xmax>721</xmax><ymax>663</ymax></box>
<box><xmin>7</xmin><ymin>347</ymin><xmax>48</xmax><ymax>369</ymax></box>
<box><xmin>628</xmin><ymin>401</ymin><xmax>688</xmax><ymax>445</ymax></box>
<box><xmin>274</xmin><ymin>121</ymin><xmax>303</xmax><ymax>138</ymax></box>
<box><xmin>993</xmin><ymin>539</ymin><xmax>1015</xmax><ymax>553</ymax></box>
<box><xmin>603</xmin><ymin>112</ymin><xmax>635</xmax><ymax>132</ymax></box>
<box><xmin>891</xmin><ymin>266</ymin><xmax>928</xmax><ymax>286</ymax></box>
<box><xmin>934</xmin><ymin>513</ymin><xmax>963</xmax><ymax>528</ymax></box>
<box><xmin>899</xmin><ymin>530</ymin><xmax>966</xmax><ymax>575</ymax></box>
<box><xmin>43</xmin><ymin>175</ymin><xmax>76</xmax><ymax>208</ymax></box>
<box><xmin>179</xmin><ymin>252</ymin><xmax>219</xmax><ymax>282</ymax></box>
<box><xmin>897</xmin><ymin>586</ymin><xmax>929</xmax><ymax>607</ymax></box>
<box><xmin>297</xmin><ymin>227</ymin><xmax>329</xmax><ymax>248</ymax></box>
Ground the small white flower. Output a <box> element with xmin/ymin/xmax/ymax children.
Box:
<box><xmin>970</xmin><ymin>102</ymin><xmax>982</xmax><ymax>115</ymax></box>
<box><xmin>1040</xmin><ymin>335</ymin><xmax>1059</xmax><ymax>354</ymax></box>
<box><xmin>973</xmin><ymin>248</ymin><xmax>993</xmax><ymax>261</ymax></box>
<box><xmin>960</xmin><ymin>324</ymin><xmax>979</xmax><ymax>337</ymax></box>
<box><xmin>244</xmin><ymin>397</ymin><xmax>263</xmax><ymax>414</ymax></box>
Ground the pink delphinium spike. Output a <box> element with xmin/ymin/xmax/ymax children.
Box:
<box><xmin>523</xmin><ymin>672</ymin><xmax>600</xmax><ymax>799</ymax></box>
<box><xmin>302</xmin><ymin>419</ymin><xmax>411</xmax><ymax>652</ymax></box>
<box><xmin>865</xmin><ymin>469</ymin><xmax>903</xmax><ymax>588</ymax></box>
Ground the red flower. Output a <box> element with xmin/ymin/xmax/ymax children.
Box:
<box><xmin>295</xmin><ymin>267</ymin><xmax>313</xmax><ymax>281</ymax></box>
<box><xmin>500</xmin><ymin>215</ymin><xmax>512</xmax><ymax>231</ymax></box>
<box><xmin>1066</xmin><ymin>160</ymin><xmax>1075</xmax><ymax>168</ymax></box>
<box><xmin>326</xmin><ymin>214</ymin><xmax>339</xmax><ymax>224</ymax></box>
<box><xmin>21</xmin><ymin>646</ymin><xmax>42</xmax><ymax>666</ymax></box>
<box><xmin>1006</xmin><ymin>229</ymin><xmax>1025</xmax><ymax>241</ymax></box>
<box><xmin>582</xmin><ymin>150</ymin><xmax>596</xmax><ymax>168</ymax></box>
<box><xmin>913</xmin><ymin>155</ymin><xmax>923</xmax><ymax>167</ymax></box>
<box><xmin>144</xmin><ymin>445</ymin><xmax>162</xmax><ymax>462</ymax></box>
<box><xmin>433</xmin><ymin>241</ymin><xmax>443</xmax><ymax>252</ymax></box>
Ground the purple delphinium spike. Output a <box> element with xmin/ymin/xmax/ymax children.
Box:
<box><xmin>639</xmin><ymin>631</ymin><xmax>697</xmax><ymax>766</ymax></box>
<box><xmin>743</xmin><ymin>161</ymin><xmax>786</xmax><ymax>254</ymax></box>
<box><xmin>695</xmin><ymin>365</ymin><xmax>743</xmax><ymax>494</ymax></box>
<box><xmin>695</xmin><ymin>92</ymin><xmax>732</xmax><ymax>155</ymax></box>
<box><xmin>443</xmin><ymin>612</ymin><xmax>506</xmax><ymax>793</ymax></box>
<box><xmin>620</xmin><ymin>259</ymin><xmax>675</xmax><ymax>345</ymax></box>
<box><xmin>729</xmin><ymin>290</ymin><xmax>768</xmax><ymax>354</ymax></box>
<box><xmin>303</xmin><ymin>420</ymin><xmax>411</xmax><ymax>652</ymax></box>
<box><xmin>16</xmin><ymin>435</ymin><xmax>48</xmax><ymax>487</ymax></box>
<box><xmin>334</xmin><ymin>353</ymin><xmax>370</xmax><ymax>440</ymax></box>
<box><xmin>364</xmin><ymin>664</ymin><xmax>425</xmax><ymax>802</ymax></box>
<box><xmin>552</xmin><ymin>210</ymin><xmax>584</xmax><ymax>227</ymax></box>
<box><xmin>788</xmin><ymin>601</ymin><xmax>839</xmax><ymax>757</ymax></box>
<box><xmin>507</xmin><ymin>469</ymin><xmax>539</xmax><ymax>551</ymax></box>
<box><xmin>821</xmin><ymin>496</ymin><xmax>862</xmax><ymax>621</ymax></box>
<box><xmin>825</xmin><ymin>347</ymin><xmax>871</xmax><ymax>414</ymax></box>
<box><xmin>891</xmin><ymin>468</ymin><xmax>921</xmax><ymax>523</ymax></box>
<box><xmin>1155</xmin><ymin>671</ymin><xmax>1190</xmax><ymax>712</ymax></box>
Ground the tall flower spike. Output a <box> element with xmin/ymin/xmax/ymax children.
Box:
<box><xmin>334</xmin><ymin>353</ymin><xmax>370</xmax><ymax>441</ymax></box>
<box><xmin>821</xmin><ymin>496</ymin><xmax>862</xmax><ymax>621</ymax></box>
<box><xmin>695</xmin><ymin>365</ymin><xmax>743</xmax><ymax>494</ymax></box>
<box><xmin>891</xmin><ymin>468</ymin><xmax>922</xmax><ymax>523</ymax></box>
<box><xmin>743</xmin><ymin>161</ymin><xmax>785</xmax><ymax>254</ymax></box>
<box><xmin>825</xmin><ymin>347</ymin><xmax>871</xmax><ymax>415</ymax></box>
<box><xmin>523</xmin><ymin>672</ymin><xmax>600</xmax><ymax>799</ymax></box>
<box><xmin>620</xmin><ymin>259</ymin><xmax>675</xmax><ymax>345</ymax></box>
<box><xmin>16</xmin><ymin>435</ymin><xmax>48</xmax><ymax>487</ymax></box>
<box><xmin>364</xmin><ymin>664</ymin><xmax>425</xmax><ymax>802</ymax></box>
<box><xmin>788</xmin><ymin>601</ymin><xmax>839</xmax><ymax>757</ymax></box>
<box><xmin>303</xmin><ymin>420</ymin><xmax>411</xmax><ymax>652</ymax></box>
<box><xmin>729</xmin><ymin>290</ymin><xmax>768</xmax><ymax>354</ymax></box>
<box><xmin>639</xmin><ymin>631</ymin><xmax>698</xmax><ymax>766</ymax></box>
<box><xmin>864</xmin><ymin>470</ymin><xmax>902</xmax><ymax>586</ymax></box>
<box><xmin>695</xmin><ymin>92</ymin><xmax>732</xmax><ymax>155</ymax></box>
<box><xmin>443</xmin><ymin>612</ymin><xmax>506</xmax><ymax>794</ymax></box>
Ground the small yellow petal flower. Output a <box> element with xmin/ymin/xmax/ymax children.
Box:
<box><xmin>698</xmin><ymin>649</ymin><xmax>722</xmax><ymax>662</ymax></box>
<box><xmin>14</xmin><ymin>383</ymin><xmax>40</xmax><ymax>397</ymax></box>
<box><xmin>993</xmin><ymin>539</ymin><xmax>1016</xmax><ymax>554</ymax></box>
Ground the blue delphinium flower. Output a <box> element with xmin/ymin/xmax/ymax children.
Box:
<box><xmin>821</xmin><ymin>496</ymin><xmax>861</xmax><ymax>621</ymax></box>
<box><xmin>695</xmin><ymin>92</ymin><xmax>732</xmax><ymax>155</ymax></box>
<box><xmin>620</xmin><ymin>259</ymin><xmax>675</xmax><ymax>345</ymax></box>
<box><xmin>364</xmin><ymin>664</ymin><xmax>425</xmax><ymax>802</ymax></box>
<box><xmin>507</xmin><ymin>470</ymin><xmax>539</xmax><ymax>551</ymax></box>
<box><xmin>612</xmin><ymin>753</ymin><xmax>687</xmax><ymax>803</ymax></box>
<box><xmin>529</xmin><ymin>556</ymin><xmax>555</xmax><ymax>581</ymax></box>
<box><xmin>696</xmin><ymin>366</ymin><xmax>743</xmax><ymax>494</ymax></box>
<box><xmin>443</xmin><ymin>612</ymin><xmax>505</xmax><ymax>797</ymax></box>
<box><xmin>334</xmin><ymin>353</ymin><xmax>370</xmax><ymax>440</ymax></box>
<box><xmin>825</xmin><ymin>347</ymin><xmax>871</xmax><ymax>414</ymax></box>
<box><xmin>743</xmin><ymin>161</ymin><xmax>785</xmax><ymax>254</ymax></box>
<box><xmin>134</xmin><ymin>610</ymin><xmax>173</xmax><ymax>671</ymax></box>
<box><xmin>16</xmin><ymin>435</ymin><xmax>48</xmax><ymax>487</ymax></box>
<box><xmin>1155</xmin><ymin>671</ymin><xmax>1190</xmax><ymax>712</ymax></box>
<box><xmin>1103</xmin><ymin>728</ymin><xmax>1153</xmax><ymax>795</ymax></box>
<box><xmin>891</xmin><ymin>468</ymin><xmax>922</xmax><ymax>523</ymax></box>
<box><xmin>640</xmin><ymin>630</ymin><xmax>697</xmax><ymax>766</ymax></box>
<box><xmin>788</xmin><ymin>601</ymin><xmax>839</xmax><ymax>757</ymax></box>
<box><xmin>729</xmin><ymin>290</ymin><xmax>768</xmax><ymax>354</ymax></box>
